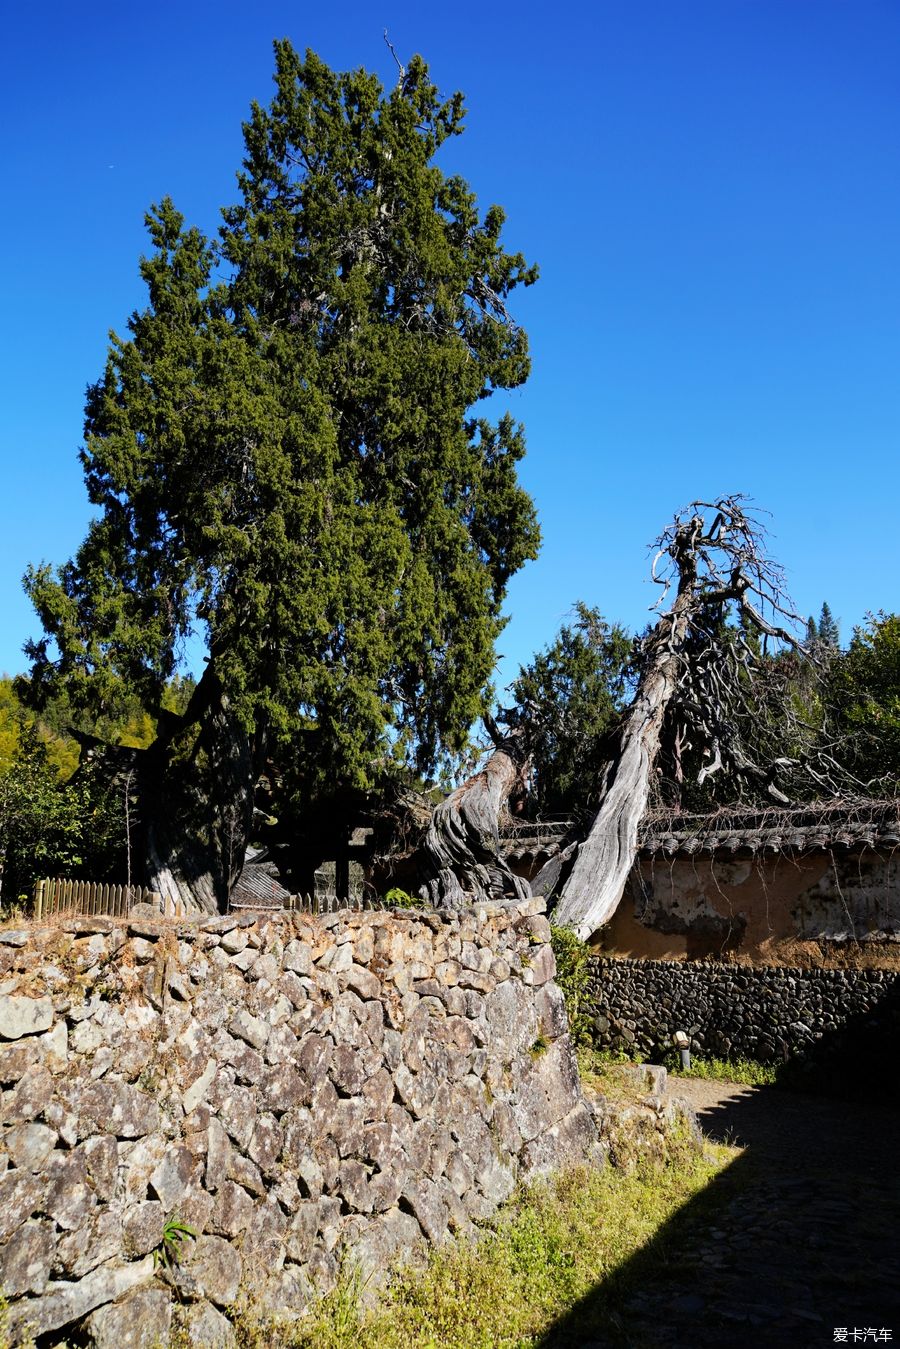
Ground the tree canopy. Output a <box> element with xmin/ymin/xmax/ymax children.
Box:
<box><xmin>22</xmin><ymin>43</ymin><xmax>540</xmax><ymax>909</ymax></box>
<box><xmin>830</xmin><ymin>612</ymin><xmax>900</xmax><ymax>790</ymax></box>
<box><xmin>506</xmin><ymin>603</ymin><xmax>632</xmax><ymax>818</ymax></box>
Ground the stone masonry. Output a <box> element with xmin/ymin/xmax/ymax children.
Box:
<box><xmin>588</xmin><ymin>956</ymin><xmax>900</xmax><ymax>1063</ymax></box>
<box><xmin>0</xmin><ymin>898</ymin><xmax>598</xmax><ymax>1345</ymax></box>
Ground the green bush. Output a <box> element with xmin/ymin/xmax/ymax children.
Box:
<box><xmin>549</xmin><ymin>924</ymin><xmax>594</xmax><ymax>1046</ymax></box>
<box><xmin>382</xmin><ymin>887</ymin><xmax>427</xmax><ymax>910</ymax></box>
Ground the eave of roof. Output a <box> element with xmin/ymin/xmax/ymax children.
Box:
<box><xmin>637</xmin><ymin>799</ymin><xmax>900</xmax><ymax>858</ymax></box>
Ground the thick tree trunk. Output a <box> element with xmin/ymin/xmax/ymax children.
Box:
<box><xmin>141</xmin><ymin>674</ymin><xmax>263</xmax><ymax>915</ymax></box>
<box><xmin>552</xmin><ymin>573</ymin><xmax>696</xmax><ymax>939</ymax></box>
<box><xmin>551</xmin><ymin>497</ymin><xmax>837</xmax><ymax>939</ymax></box>
<box><xmin>420</xmin><ymin>743</ymin><xmax>531</xmax><ymax>909</ymax></box>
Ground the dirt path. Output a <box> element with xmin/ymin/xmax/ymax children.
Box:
<box><xmin>611</xmin><ymin>1078</ymin><xmax>900</xmax><ymax>1349</ymax></box>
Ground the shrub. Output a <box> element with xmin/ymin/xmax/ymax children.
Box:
<box><xmin>549</xmin><ymin>924</ymin><xmax>594</xmax><ymax>1046</ymax></box>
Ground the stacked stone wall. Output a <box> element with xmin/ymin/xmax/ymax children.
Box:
<box><xmin>588</xmin><ymin>957</ymin><xmax>900</xmax><ymax>1063</ymax></box>
<box><xmin>0</xmin><ymin>899</ymin><xmax>597</xmax><ymax>1345</ymax></box>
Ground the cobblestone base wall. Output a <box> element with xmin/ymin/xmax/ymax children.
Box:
<box><xmin>0</xmin><ymin>899</ymin><xmax>597</xmax><ymax>1345</ymax></box>
<box><xmin>588</xmin><ymin>957</ymin><xmax>900</xmax><ymax>1063</ymax></box>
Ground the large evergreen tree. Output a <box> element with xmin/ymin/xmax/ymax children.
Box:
<box><xmin>23</xmin><ymin>42</ymin><xmax>540</xmax><ymax>911</ymax></box>
<box><xmin>507</xmin><ymin>604</ymin><xmax>632</xmax><ymax>817</ymax></box>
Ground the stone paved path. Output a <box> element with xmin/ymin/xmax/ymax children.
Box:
<box><xmin>606</xmin><ymin>1079</ymin><xmax>900</xmax><ymax>1349</ymax></box>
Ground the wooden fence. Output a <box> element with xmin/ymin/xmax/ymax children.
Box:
<box><xmin>33</xmin><ymin>880</ymin><xmax>411</xmax><ymax>922</ymax></box>
<box><xmin>34</xmin><ymin>878</ymin><xmax>164</xmax><ymax>920</ymax></box>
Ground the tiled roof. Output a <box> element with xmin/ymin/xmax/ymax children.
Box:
<box><xmin>229</xmin><ymin>863</ymin><xmax>291</xmax><ymax>910</ymax></box>
<box><xmin>499</xmin><ymin>819</ymin><xmax>573</xmax><ymax>862</ymax></box>
<box><xmin>637</xmin><ymin>800</ymin><xmax>900</xmax><ymax>858</ymax></box>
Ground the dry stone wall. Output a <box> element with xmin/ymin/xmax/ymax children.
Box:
<box><xmin>0</xmin><ymin>899</ymin><xmax>598</xmax><ymax>1345</ymax></box>
<box><xmin>588</xmin><ymin>956</ymin><xmax>900</xmax><ymax>1064</ymax></box>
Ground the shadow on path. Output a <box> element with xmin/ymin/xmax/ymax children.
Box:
<box><xmin>538</xmin><ymin>1080</ymin><xmax>900</xmax><ymax>1349</ymax></box>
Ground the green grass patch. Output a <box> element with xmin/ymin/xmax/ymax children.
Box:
<box><xmin>234</xmin><ymin>1148</ymin><xmax>734</xmax><ymax>1348</ymax></box>
<box><xmin>663</xmin><ymin>1053</ymin><xmax>779</xmax><ymax>1087</ymax></box>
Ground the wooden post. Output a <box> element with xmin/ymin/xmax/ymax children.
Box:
<box><xmin>34</xmin><ymin>878</ymin><xmax>45</xmax><ymax>921</ymax></box>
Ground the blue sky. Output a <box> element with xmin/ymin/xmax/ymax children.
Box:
<box><xmin>2</xmin><ymin>0</ymin><xmax>899</xmax><ymax>696</ymax></box>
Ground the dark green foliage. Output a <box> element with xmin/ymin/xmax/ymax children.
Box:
<box><xmin>817</xmin><ymin>602</ymin><xmax>840</xmax><ymax>649</ymax></box>
<box><xmin>22</xmin><ymin>43</ymin><xmax>540</xmax><ymax>886</ymax></box>
<box><xmin>509</xmin><ymin>604</ymin><xmax>631</xmax><ymax>817</ymax></box>
<box><xmin>830</xmin><ymin>612</ymin><xmax>900</xmax><ymax>789</ymax></box>
<box><xmin>0</xmin><ymin>725</ymin><xmax>122</xmax><ymax>905</ymax></box>
<box><xmin>549</xmin><ymin>924</ymin><xmax>594</xmax><ymax>1046</ymax></box>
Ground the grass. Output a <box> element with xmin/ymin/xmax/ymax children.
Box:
<box><xmin>577</xmin><ymin>1044</ymin><xmax>779</xmax><ymax>1090</ymax></box>
<box><xmin>232</xmin><ymin>1144</ymin><xmax>735</xmax><ymax>1349</ymax></box>
<box><xmin>575</xmin><ymin>1046</ymin><xmax>648</xmax><ymax>1099</ymax></box>
<box><xmin>662</xmin><ymin>1053</ymin><xmax>779</xmax><ymax>1087</ymax></box>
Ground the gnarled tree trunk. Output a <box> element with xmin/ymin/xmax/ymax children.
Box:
<box><xmin>553</xmin><ymin>497</ymin><xmax>827</xmax><ymax>940</ymax></box>
<box><xmin>140</xmin><ymin>671</ymin><xmax>265</xmax><ymax>914</ymax></box>
<box><xmin>550</xmin><ymin>608</ymin><xmax>692</xmax><ymax>937</ymax></box>
<box><xmin>420</xmin><ymin>727</ymin><xmax>531</xmax><ymax>909</ymax></box>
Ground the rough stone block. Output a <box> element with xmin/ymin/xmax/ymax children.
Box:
<box><xmin>149</xmin><ymin>1145</ymin><xmax>197</xmax><ymax>1211</ymax></box>
<box><xmin>205</xmin><ymin>1116</ymin><xmax>231</xmax><ymax>1191</ymax></box>
<box><xmin>58</xmin><ymin>1206</ymin><xmax>123</xmax><ymax>1277</ymax></box>
<box><xmin>177</xmin><ymin>1299</ymin><xmax>237</xmax><ymax>1347</ymax></box>
<box><xmin>79</xmin><ymin>1081</ymin><xmax>161</xmax><ymax>1139</ymax></box>
<box><xmin>5</xmin><ymin>1121</ymin><xmax>57</xmax><ymax>1170</ymax></box>
<box><xmin>123</xmin><ymin>1201</ymin><xmax>166</xmax><ymax>1257</ymax></box>
<box><xmin>182</xmin><ymin>1056</ymin><xmax>218</xmax><ymax>1115</ymax></box>
<box><xmin>0</xmin><ymin>1220</ymin><xmax>55</xmax><ymax>1296</ymax></box>
<box><xmin>45</xmin><ymin>1150</ymin><xmax>97</xmax><ymax>1230</ymax></box>
<box><xmin>228</xmin><ymin>1008</ymin><xmax>269</xmax><ymax>1051</ymax></box>
<box><xmin>528</xmin><ymin>944</ymin><xmax>556</xmax><ymax>987</ymax></box>
<box><xmin>6</xmin><ymin>1255</ymin><xmax>155</xmax><ymax>1343</ymax></box>
<box><xmin>208</xmin><ymin>1180</ymin><xmax>255</xmax><ymax>1237</ymax></box>
<box><xmin>2</xmin><ymin>1065</ymin><xmax>55</xmax><ymax>1124</ymax></box>
<box><xmin>184</xmin><ymin>1234</ymin><xmax>243</xmax><ymax>1307</ymax></box>
<box><xmin>247</xmin><ymin>1112</ymin><xmax>283</xmax><ymax>1175</ymax></box>
<box><xmin>85</xmin><ymin>1285</ymin><xmax>173</xmax><ymax>1349</ymax></box>
<box><xmin>401</xmin><ymin>1177</ymin><xmax>449</xmax><ymax>1245</ymax></box>
<box><xmin>218</xmin><ymin>1086</ymin><xmax>257</xmax><ymax>1151</ymax></box>
<box><xmin>283</xmin><ymin>939</ymin><xmax>312</xmax><ymax>976</ymax></box>
<box><xmin>226</xmin><ymin>1150</ymin><xmax>266</xmax><ymax>1197</ymax></box>
<box><xmin>0</xmin><ymin>1038</ymin><xmax>42</xmax><ymax>1084</ymax></box>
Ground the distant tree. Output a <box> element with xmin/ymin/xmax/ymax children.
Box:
<box><xmin>817</xmin><ymin>602</ymin><xmax>840</xmax><ymax>648</ymax></box>
<box><xmin>0</xmin><ymin>726</ymin><xmax>120</xmax><ymax>905</ymax></box>
<box><xmin>830</xmin><ymin>612</ymin><xmax>900</xmax><ymax>789</ymax></box>
<box><xmin>0</xmin><ymin>676</ymin><xmax>79</xmax><ymax>780</ymax></box>
<box><xmin>23</xmin><ymin>42</ymin><xmax>539</xmax><ymax>912</ymax></box>
<box><xmin>507</xmin><ymin>604</ymin><xmax>632</xmax><ymax>817</ymax></box>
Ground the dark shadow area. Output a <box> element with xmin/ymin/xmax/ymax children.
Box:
<box><xmin>538</xmin><ymin>1006</ymin><xmax>900</xmax><ymax>1348</ymax></box>
<box><xmin>771</xmin><ymin>975</ymin><xmax>900</xmax><ymax>1104</ymax></box>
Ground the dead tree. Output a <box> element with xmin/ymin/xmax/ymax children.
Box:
<box><xmin>553</xmin><ymin>496</ymin><xmax>854</xmax><ymax>939</ymax></box>
<box><xmin>419</xmin><ymin>716</ymin><xmax>532</xmax><ymax>908</ymax></box>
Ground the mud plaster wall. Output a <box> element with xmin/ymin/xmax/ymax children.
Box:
<box><xmin>599</xmin><ymin>849</ymin><xmax>900</xmax><ymax>960</ymax></box>
<box><xmin>0</xmin><ymin>900</ymin><xmax>598</xmax><ymax>1346</ymax></box>
<box><xmin>587</xmin><ymin>957</ymin><xmax>900</xmax><ymax>1064</ymax></box>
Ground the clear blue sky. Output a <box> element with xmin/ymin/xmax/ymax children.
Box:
<box><xmin>2</xmin><ymin>0</ymin><xmax>899</xmax><ymax>695</ymax></box>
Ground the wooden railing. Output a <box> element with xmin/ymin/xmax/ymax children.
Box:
<box><xmin>33</xmin><ymin>878</ymin><xmax>163</xmax><ymax>920</ymax></box>
<box><xmin>34</xmin><ymin>880</ymin><xmax>412</xmax><ymax>921</ymax></box>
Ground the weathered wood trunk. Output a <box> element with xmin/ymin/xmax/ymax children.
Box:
<box><xmin>420</xmin><ymin>743</ymin><xmax>531</xmax><ymax>909</ymax></box>
<box><xmin>141</xmin><ymin>676</ymin><xmax>264</xmax><ymax>915</ymax></box>
<box><xmin>553</xmin><ymin>558</ymin><xmax>698</xmax><ymax>939</ymax></box>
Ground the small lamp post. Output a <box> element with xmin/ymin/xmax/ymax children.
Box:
<box><xmin>673</xmin><ymin>1029</ymin><xmax>691</xmax><ymax>1071</ymax></box>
